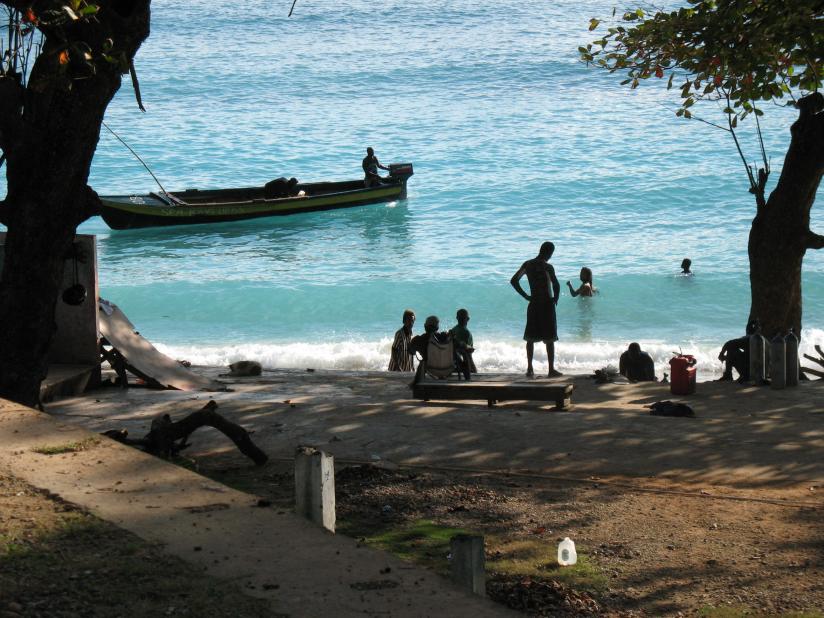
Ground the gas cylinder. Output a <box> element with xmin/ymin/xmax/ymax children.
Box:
<box><xmin>669</xmin><ymin>354</ymin><xmax>697</xmax><ymax>395</ymax></box>
<box><xmin>785</xmin><ymin>329</ymin><xmax>799</xmax><ymax>387</ymax></box>
<box><xmin>748</xmin><ymin>322</ymin><xmax>767</xmax><ymax>385</ymax></box>
<box><xmin>770</xmin><ymin>334</ymin><xmax>786</xmax><ymax>390</ymax></box>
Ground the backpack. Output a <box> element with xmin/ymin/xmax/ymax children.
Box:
<box><xmin>648</xmin><ymin>400</ymin><xmax>695</xmax><ymax>418</ymax></box>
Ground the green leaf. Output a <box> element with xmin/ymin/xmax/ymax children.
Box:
<box><xmin>589</xmin><ymin>18</ymin><xmax>600</xmax><ymax>31</ymax></box>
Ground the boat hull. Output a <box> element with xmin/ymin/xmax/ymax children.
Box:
<box><xmin>99</xmin><ymin>178</ymin><xmax>407</xmax><ymax>230</ymax></box>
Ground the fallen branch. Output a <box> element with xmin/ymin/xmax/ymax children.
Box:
<box><xmin>800</xmin><ymin>366</ymin><xmax>824</xmax><ymax>379</ymax></box>
<box><xmin>803</xmin><ymin>353</ymin><xmax>824</xmax><ymax>369</ymax></box>
<box><xmin>102</xmin><ymin>400</ymin><xmax>267</xmax><ymax>466</ymax></box>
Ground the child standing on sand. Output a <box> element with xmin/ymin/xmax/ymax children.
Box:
<box><xmin>388</xmin><ymin>309</ymin><xmax>415</xmax><ymax>372</ymax></box>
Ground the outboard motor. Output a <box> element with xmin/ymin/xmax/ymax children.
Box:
<box><xmin>388</xmin><ymin>163</ymin><xmax>414</xmax><ymax>199</ymax></box>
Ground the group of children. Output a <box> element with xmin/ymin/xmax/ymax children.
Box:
<box><xmin>388</xmin><ymin>256</ymin><xmax>693</xmax><ymax>380</ymax></box>
<box><xmin>388</xmin><ymin>308</ymin><xmax>476</xmax><ymax>379</ymax></box>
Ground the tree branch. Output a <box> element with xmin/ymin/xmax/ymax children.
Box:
<box><xmin>806</xmin><ymin>231</ymin><xmax>824</xmax><ymax>250</ymax></box>
<box><xmin>104</xmin><ymin>401</ymin><xmax>269</xmax><ymax>466</ymax></box>
<box><xmin>0</xmin><ymin>75</ymin><xmax>25</xmax><ymax>149</ymax></box>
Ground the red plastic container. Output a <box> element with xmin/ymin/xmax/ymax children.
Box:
<box><xmin>669</xmin><ymin>355</ymin><xmax>697</xmax><ymax>395</ymax></box>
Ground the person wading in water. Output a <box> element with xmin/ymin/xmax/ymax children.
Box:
<box><xmin>511</xmin><ymin>241</ymin><xmax>562</xmax><ymax>378</ymax></box>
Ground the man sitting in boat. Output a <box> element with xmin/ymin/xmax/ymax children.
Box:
<box><xmin>362</xmin><ymin>147</ymin><xmax>389</xmax><ymax>187</ymax></box>
<box><xmin>264</xmin><ymin>177</ymin><xmax>302</xmax><ymax>199</ymax></box>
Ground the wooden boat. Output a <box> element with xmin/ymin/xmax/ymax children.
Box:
<box><xmin>98</xmin><ymin>163</ymin><xmax>413</xmax><ymax>230</ymax></box>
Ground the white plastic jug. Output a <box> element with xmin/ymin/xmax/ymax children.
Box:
<box><xmin>557</xmin><ymin>537</ymin><xmax>577</xmax><ymax>566</ymax></box>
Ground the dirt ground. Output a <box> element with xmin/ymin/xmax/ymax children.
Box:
<box><xmin>0</xmin><ymin>472</ymin><xmax>277</xmax><ymax>618</ymax></box>
<box><xmin>197</xmin><ymin>455</ymin><xmax>824</xmax><ymax>617</ymax></box>
<box><xmin>42</xmin><ymin>370</ymin><xmax>824</xmax><ymax>616</ymax></box>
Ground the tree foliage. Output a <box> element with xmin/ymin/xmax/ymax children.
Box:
<box><xmin>581</xmin><ymin>0</ymin><xmax>823</xmax><ymax>125</ymax></box>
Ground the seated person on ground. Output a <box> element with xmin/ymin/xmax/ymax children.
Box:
<box><xmin>410</xmin><ymin>315</ymin><xmax>440</xmax><ymax>363</ymax></box>
<box><xmin>449</xmin><ymin>308</ymin><xmax>477</xmax><ymax>379</ymax></box>
<box><xmin>619</xmin><ymin>342</ymin><xmax>656</xmax><ymax>382</ymax></box>
<box><xmin>718</xmin><ymin>319</ymin><xmax>757</xmax><ymax>382</ymax></box>
<box><xmin>410</xmin><ymin>315</ymin><xmax>440</xmax><ymax>383</ymax></box>
<box><xmin>567</xmin><ymin>266</ymin><xmax>596</xmax><ymax>297</ymax></box>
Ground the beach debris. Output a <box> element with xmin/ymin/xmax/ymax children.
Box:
<box><xmin>101</xmin><ymin>400</ymin><xmax>268</xmax><ymax>465</ymax></box>
<box><xmin>801</xmin><ymin>344</ymin><xmax>824</xmax><ymax>379</ymax></box>
<box><xmin>592</xmin><ymin>365</ymin><xmax>619</xmax><ymax>383</ymax></box>
<box><xmin>647</xmin><ymin>400</ymin><xmax>695</xmax><ymax>418</ymax></box>
<box><xmin>557</xmin><ymin>537</ymin><xmax>577</xmax><ymax>566</ymax></box>
<box><xmin>220</xmin><ymin>360</ymin><xmax>262</xmax><ymax>377</ymax></box>
<box><xmin>487</xmin><ymin>575</ymin><xmax>600</xmax><ymax>615</ymax></box>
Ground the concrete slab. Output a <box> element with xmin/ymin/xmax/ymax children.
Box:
<box><xmin>0</xmin><ymin>398</ymin><xmax>511</xmax><ymax>618</ymax></box>
<box><xmin>40</xmin><ymin>364</ymin><xmax>97</xmax><ymax>403</ymax></box>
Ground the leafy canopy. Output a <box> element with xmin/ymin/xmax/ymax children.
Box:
<box><xmin>580</xmin><ymin>0</ymin><xmax>824</xmax><ymax>126</ymax></box>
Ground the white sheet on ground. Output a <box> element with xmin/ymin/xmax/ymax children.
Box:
<box><xmin>98</xmin><ymin>300</ymin><xmax>224</xmax><ymax>391</ymax></box>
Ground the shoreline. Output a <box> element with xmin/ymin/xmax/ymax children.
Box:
<box><xmin>152</xmin><ymin>335</ymin><xmax>824</xmax><ymax>381</ymax></box>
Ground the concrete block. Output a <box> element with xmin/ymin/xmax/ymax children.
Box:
<box><xmin>450</xmin><ymin>534</ymin><xmax>485</xmax><ymax>596</ymax></box>
<box><xmin>294</xmin><ymin>446</ymin><xmax>335</xmax><ymax>532</ymax></box>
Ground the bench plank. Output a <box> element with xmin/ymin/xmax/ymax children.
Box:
<box><xmin>411</xmin><ymin>380</ymin><xmax>574</xmax><ymax>411</ymax></box>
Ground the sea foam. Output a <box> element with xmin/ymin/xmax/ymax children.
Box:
<box><xmin>156</xmin><ymin>328</ymin><xmax>824</xmax><ymax>381</ymax></box>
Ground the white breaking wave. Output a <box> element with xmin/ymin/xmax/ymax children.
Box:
<box><xmin>156</xmin><ymin>328</ymin><xmax>824</xmax><ymax>381</ymax></box>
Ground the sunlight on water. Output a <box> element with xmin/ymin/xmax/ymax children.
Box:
<box><xmin>16</xmin><ymin>0</ymin><xmax>824</xmax><ymax>373</ymax></box>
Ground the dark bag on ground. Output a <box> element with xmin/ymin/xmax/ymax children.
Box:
<box><xmin>648</xmin><ymin>400</ymin><xmax>695</xmax><ymax>418</ymax></box>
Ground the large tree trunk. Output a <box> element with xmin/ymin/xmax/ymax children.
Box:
<box><xmin>748</xmin><ymin>93</ymin><xmax>824</xmax><ymax>339</ymax></box>
<box><xmin>0</xmin><ymin>1</ymin><xmax>152</xmax><ymax>407</ymax></box>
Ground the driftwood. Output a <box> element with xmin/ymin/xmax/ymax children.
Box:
<box><xmin>800</xmin><ymin>344</ymin><xmax>824</xmax><ymax>379</ymax></box>
<box><xmin>103</xmin><ymin>400</ymin><xmax>268</xmax><ymax>466</ymax></box>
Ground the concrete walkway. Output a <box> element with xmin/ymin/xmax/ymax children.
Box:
<box><xmin>0</xmin><ymin>399</ymin><xmax>511</xmax><ymax>618</ymax></box>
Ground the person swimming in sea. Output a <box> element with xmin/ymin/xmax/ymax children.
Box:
<box><xmin>680</xmin><ymin>258</ymin><xmax>693</xmax><ymax>276</ymax></box>
<box><xmin>566</xmin><ymin>266</ymin><xmax>596</xmax><ymax>297</ymax></box>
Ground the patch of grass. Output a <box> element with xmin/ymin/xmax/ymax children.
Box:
<box><xmin>32</xmin><ymin>436</ymin><xmax>101</xmax><ymax>455</ymax></box>
<box><xmin>356</xmin><ymin>519</ymin><xmax>472</xmax><ymax>573</ymax></box>
<box><xmin>345</xmin><ymin>518</ymin><xmax>609</xmax><ymax>595</ymax></box>
<box><xmin>487</xmin><ymin>536</ymin><xmax>608</xmax><ymax>594</ymax></box>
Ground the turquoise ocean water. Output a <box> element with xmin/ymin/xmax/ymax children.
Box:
<box><xmin>13</xmin><ymin>1</ymin><xmax>824</xmax><ymax>376</ymax></box>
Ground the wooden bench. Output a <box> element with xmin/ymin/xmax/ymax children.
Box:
<box><xmin>411</xmin><ymin>380</ymin><xmax>574</xmax><ymax>411</ymax></box>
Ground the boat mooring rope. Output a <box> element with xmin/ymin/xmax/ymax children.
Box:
<box><xmin>101</xmin><ymin>121</ymin><xmax>171</xmax><ymax>199</ymax></box>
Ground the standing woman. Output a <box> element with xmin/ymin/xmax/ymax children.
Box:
<box><xmin>388</xmin><ymin>309</ymin><xmax>416</xmax><ymax>371</ymax></box>
<box><xmin>567</xmin><ymin>267</ymin><xmax>596</xmax><ymax>297</ymax></box>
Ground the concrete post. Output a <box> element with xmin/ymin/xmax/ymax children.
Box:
<box><xmin>450</xmin><ymin>534</ymin><xmax>485</xmax><ymax>596</ymax></box>
<box><xmin>294</xmin><ymin>446</ymin><xmax>335</xmax><ymax>533</ymax></box>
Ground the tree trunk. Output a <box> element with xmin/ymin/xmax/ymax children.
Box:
<box><xmin>0</xmin><ymin>2</ymin><xmax>152</xmax><ymax>407</ymax></box>
<box><xmin>748</xmin><ymin>93</ymin><xmax>824</xmax><ymax>339</ymax></box>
